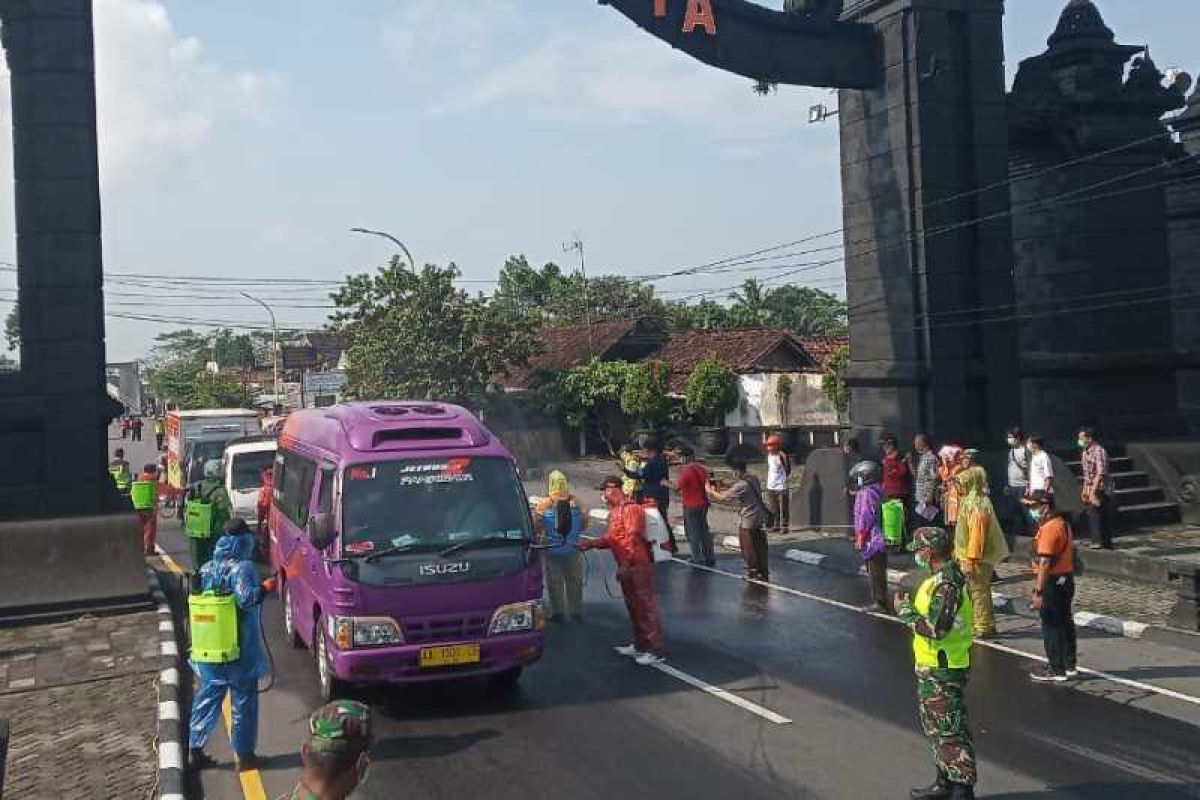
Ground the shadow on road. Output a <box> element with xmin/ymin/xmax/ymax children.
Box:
<box><xmin>987</xmin><ymin>784</ymin><xmax>1200</xmax><ymax>799</ymax></box>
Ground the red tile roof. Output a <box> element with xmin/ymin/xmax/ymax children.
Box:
<box><xmin>649</xmin><ymin>329</ymin><xmax>848</xmax><ymax>392</ymax></box>
<box><xmin>499</xmin><ymin>319</ymin><xmax>642</xmax><ymax>389</ymax></box>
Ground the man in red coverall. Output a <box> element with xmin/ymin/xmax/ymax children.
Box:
<box><xmin>579</xmin><ymin>476</ymin><xmax>666</xmax><ymax>666</ymax></box>
<box><xmin>256</xmin><ymin>465</ymin><xmax>274</xmax><ymax>559</ymax></box>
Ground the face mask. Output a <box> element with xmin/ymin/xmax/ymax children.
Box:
<box><xmin>915</xmin><ymin>552</ymin><xmax>930</xmax><ymax>570</ymax></box>
<box><xmin>1078</xmin><ymin>439</ymin><xmax>1088</xmax><ymax>449</ymax></box>
<box><xmin>1006</xmin><ymin>437</ymin><xmax>1016</xmax><ymax>447</ymax></box>
<box><xmin>1029</xmin><ymin>508</ymin><xmax>1043</xmax><ymax>522</ymax></box>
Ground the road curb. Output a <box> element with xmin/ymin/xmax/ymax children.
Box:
<box><xmin>148</xmin><ymin>568</ymin><xmax>185</xmax><ymax>800</ymax></box>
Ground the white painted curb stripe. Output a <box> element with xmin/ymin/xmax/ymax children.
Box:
<box><xmin>161</xmin><ymin>795</ymin><xmax>185</xmax><ymax>800</ymax></box>
<box><xmin>160</xmin><ymin>640</ymin><xmax>179</xmax><ymax>657</ymax></box>
<box><xmin>158</xmin><ymin>741</ymin><xmax>183</xmax><ymax>770</ymax></box>
<box><xmin>651</xmin><ymin>662</ymin><xmax>792</xmax><ymax>725</ymax></box>
<box><xmin>158</xmin><ymin>620</ymin><xmax>173</xmax><ymax>633</ymax></box>
<box><xmin>1074</xmin><ymin>611</ymin><xmax>1149</xmax><ymax>640</ymax></box>
<box><xmin>158</xmin><ymin>701</ymin><xmax>179</xmax><ymax>721</ymax></box>
<box><xmin>161</xmin><ymin>667</ymin><xmax>179</xmax><ymax>686</ymax></box>
<box><xmin>785</xmin><ymin>549</ymin><xmax>827</xmax><ymax>566</ymax></box>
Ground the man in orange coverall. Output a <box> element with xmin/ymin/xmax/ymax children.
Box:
<box><xmin>579</xmin><ymin>476</ymin><xmax>666</xmax><ymax>666</ymax></box>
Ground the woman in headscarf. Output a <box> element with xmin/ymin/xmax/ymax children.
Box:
<box><xmin>850</xmin><ymin>461</ymin><xmax>889</xmax><ymax>612</ymax></box>
<box><xmin>954</xmin><ymin>465</ymin><xmax>1010</xmax><ymax>638</ymax></box>
<box><xmin>534</xmin><ymin>470</ymin><xmax>589</xmax><ymax>622</ymax></box>
<box><xmin>938</xmin><ymin>445</ymin><xmax>966</xmax><ymax>526</ymax></box>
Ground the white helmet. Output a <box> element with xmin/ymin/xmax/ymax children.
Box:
<box><xmin>203</xmin><ymin>459</ymin><xmax>222</xmax><ymax>479</ymax></box>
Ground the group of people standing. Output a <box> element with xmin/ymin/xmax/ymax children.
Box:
<box><xmin>118</xmin><ymin>414</ymin><xmax>167</xmax><ymax>449</ymax></box>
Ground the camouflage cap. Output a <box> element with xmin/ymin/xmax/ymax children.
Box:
<box><xmin>912</xmin><ymin>526</ymin><xmax>951</xmax><ymax>552</ymax></box>
<box><xmin>306</xmin><ymin>700</ymin><xmax>372</xmax><ymax>755</ymax></box>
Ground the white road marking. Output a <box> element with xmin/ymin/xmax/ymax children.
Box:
<box><xmin>651</xmin><ymin>662</ymin><xmax>793</xmax><ymax>725</ymax></box>
<box><xmin>668</xmin><ymin>557</ymin><xmax>1200</xmax><ymax>709</ymax></box>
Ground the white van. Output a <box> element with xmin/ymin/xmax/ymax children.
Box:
<box><xmin>223</xmin><ymin>436</ymin><xmax>278</xmax><ymax>520</ymax></box>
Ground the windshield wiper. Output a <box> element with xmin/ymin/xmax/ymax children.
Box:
<box><xmin>438</xmin><ymin>536</ymin><xmax>527</xmax><ymax>558</ymax></box>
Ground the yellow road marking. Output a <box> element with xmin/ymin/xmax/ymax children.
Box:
<box><xmin>156</xmin><ymin>545</ymin><xmax>187</xmax><ymax>577</ymax></box>
<box><xmin>223</xmin><ymin>694</ymin><xmax>268</xmax><ymax>800</ymax></box>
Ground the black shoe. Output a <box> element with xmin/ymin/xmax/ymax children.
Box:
<box><xmin>910</xmin><ymin>775</ymin><xmax>951</xmax><ymax>800</ymax></box>
<box><xmin>948</xmin><ymin>783</ymin><xmax>976</xmax><ymax>800</ymax></box>
<box><xmin>236</xmin><ymin>753</ymin><xmax>267</xmax><ymax>772</ymax></box>
<box><xmin>189</xmin><ymin>749</ymin><xmax>217</xmax><ymax>770</ymax></box>
<box><xmin>1030</xmin><ymin>667</ymin><xmax>1068</xmax><ymax>684</ymax></box>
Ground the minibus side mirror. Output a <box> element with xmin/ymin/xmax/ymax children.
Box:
<box><xmin>309</xmin><ymin>513</ymin><xmax>336</xmax><ymax>550</ymax></box>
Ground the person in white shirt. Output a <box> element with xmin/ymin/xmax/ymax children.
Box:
<box><xmin>763</xmin><ymin>434</ymin><xmax>792</xmax><ymax>533</ymax></box>
<box><xmin>1027</xmin><ymin>435</ymin><xmax>1054</xmax><ymax>495</ymax></box>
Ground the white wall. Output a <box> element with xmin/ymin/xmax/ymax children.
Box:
<box><xmin>725</xmin><ymin>372</ymin><xmax>839</xmax><ymax>429</ymax></box>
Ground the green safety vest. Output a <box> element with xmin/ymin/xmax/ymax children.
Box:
<box><xmin>911</xmin><ymin>573</ymin><xmax>973</xmax><ymax>669</ymax></box>
<box><xmin>185</xmin><ymin>483</ymin><xmax>228</xmax><ymax>539</ymax></box>
<box><xmin>109</xmin><ymin>465</ymin><xmax>132</xmax><ymax>491</ymax></box>
<box><xmin>130</xmin><ymin>480</ymin><xmax>157</xmax><ymax>511</ymax></box>
<box><xmin>188</xmin><ymin>591</ymin><xmax>240</xmax><ymax>664</ymax></box>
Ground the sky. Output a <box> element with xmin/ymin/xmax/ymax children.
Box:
<box><xmin>0</xmin><ymin>0</ymin><xmax>1194</xmax><ymax>362</ymax></box>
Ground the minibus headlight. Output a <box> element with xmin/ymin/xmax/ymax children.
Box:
<box><xmin>489</xmin><ymin>601</ymin><xmax>544</xmax><ymax>635</ymax></box>
<box><xmin>331</xmin><ymin>616</ymin><xmax>404</xmax><ymax>649</ymax></box>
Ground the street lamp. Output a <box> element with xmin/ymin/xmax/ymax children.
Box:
<box><xmin>350</xmin><ymin>226</ymin><xmax>417</xmax><ymax>272</ymax></box>
<box><xmin>241</xmin><ymin>292</ymin><xmax>280</xmax><ymax>407</ymax></box>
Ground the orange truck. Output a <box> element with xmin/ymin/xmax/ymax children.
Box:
<box><xmin>166</xmin><ymin>409</ymin><xmax>262</xmax><ymax>491</ymax></box>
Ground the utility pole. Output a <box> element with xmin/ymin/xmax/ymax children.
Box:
<box><xmin>241</xmin><ymin>292</ymin><xmax>280</xmax><ymax>408</ymax></box>
<box><xmin>562</xmin><ymin>236</ymin><xmax>595</xmax><ymax>358</ymax></box>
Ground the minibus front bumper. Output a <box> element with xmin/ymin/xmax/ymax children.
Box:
<box><xmin>330</xmin><ymin>632</ymin><xmax>543</xmax><ymax>684</ymax></box>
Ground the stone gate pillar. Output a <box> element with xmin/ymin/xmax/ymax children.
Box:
<box><xmin>0</xmin><ymin>0</ymin><xmax>119</xmax><ymax>520</ymax></box>
<box><xmin>839</xmin><ymin>0</ymin><xmax>1017</xmax><ymax>446</ymax></box>
<box><xmin>0</xmin><ymin>0</ymin><xmax>145</xmax><ymax>619</ymax></box>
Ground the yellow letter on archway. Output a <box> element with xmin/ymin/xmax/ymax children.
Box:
<box><xmin>683</xmin><ymin>0</ymin><xmax>716</xmax><ymax>35</ymax></box>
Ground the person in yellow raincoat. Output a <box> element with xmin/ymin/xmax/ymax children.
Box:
<box><xmin>954</xmin><ymin>465</ymin><xmax>1010</xmax><ymax>639</ymax></box>
<box><xmin>938</xmin><ymin>445</ymin><xmax>965</xmax><ymax>526</ymax></box>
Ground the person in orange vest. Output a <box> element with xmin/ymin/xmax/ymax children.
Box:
<box><xmin>256</xmin><ymin>465</ymin><xmax>274</xmax><ymax>559</ymax></box>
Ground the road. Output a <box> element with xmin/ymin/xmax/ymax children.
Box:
<box><xmin>116</xmin><ymin>434</ymin><xmax>1200</xmax><ymax>800</ymax></box>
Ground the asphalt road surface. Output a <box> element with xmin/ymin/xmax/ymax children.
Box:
<box><xmin>120</xmin><ymin>434</ymin><xmax>1200</xmax><ymax>800</ymax></box>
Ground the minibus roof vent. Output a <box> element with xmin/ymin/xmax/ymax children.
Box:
<box><xmin>372</xmin><ymin>427</ymin><xmax>463</xmax><ymax>448</ymax></box>
<box><xmin>370</xmin><ymin>405</ymin><xmax>410</xmax><ymax>417</ymax></box>
<box><xmin>406</xmin><ymin>404</ymin><xmax>446</xmax><ymax>415</ymax></box>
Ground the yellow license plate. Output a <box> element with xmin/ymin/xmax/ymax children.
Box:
<box><xmin>419</xmin><ymin>644</ymin><xmax>481</xmax><ymax>669</ymax></box>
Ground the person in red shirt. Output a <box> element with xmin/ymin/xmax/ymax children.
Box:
<box><xmin>676</xmin><ymin>445</ymin><xmax>713</xmax><ymax>567</ymax></box>
<box><xmin>580</xmin><ymin>476</ymin><xmax>665</xmax><ymax>665</ymax></box>
<box><xmin>256</xmin><ymin>465</ymin><xmax>274</xmax><ymax>558</ymax></box>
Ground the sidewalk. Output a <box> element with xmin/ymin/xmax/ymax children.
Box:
<box><xmin>0</xmin><ymin>602</ymin><xmax>165</xmax><ymax>797</ymax></box>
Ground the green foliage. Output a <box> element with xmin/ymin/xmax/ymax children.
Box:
<box><xmin>667</xmin><ymin>280</ymin><xmax>847</xmax><ymax>336</ymax></box>
<box><xmin>775</xmin><ymin>373</ymin><xmax>794</xmax><ymax>424</ymax></box>
<box><xmin>548</xmin><ymin>359</ymin><xmax>633</xmax><ymax>428</ymax></box>
<box><xmin>621</xmin><ymin>360</ymin><xmax>672</xmax><ymax>429</ymax></box>
<box><xmin>822</xmin><ymin>344</ymin><xmax>850</xmax><ymax>414</ymax></box>
<box><xmin>685</xmin><ymin>358</ymin><xmax>739</xmax><ymax>426</ymax></box>
<box><xmin>144</xmin><ymin>328</ymin><xmax>256</xmax><ymax>409</ymax></box>
<box><xmin>493</xmin><ymin>255</ymin><xmax>668</xmax><ymax>324</ymax></box>
<box><xmin>4</xmin><ymin>305</ymin><xmax>18</xmax><ymax>353</ymax></box>
<box><xmin>332</xmin><ymin>258</ymin><xmax>540</xmax><ymax>404</ymax></box>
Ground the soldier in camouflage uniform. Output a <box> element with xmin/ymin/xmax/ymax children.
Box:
<box><xmin>896</xmin><ymin>527</ymin><xmax>978</xmax><ymax>800</ymax></box>
<box><xmin>288</xmin><ymin>700</ymin><xmax>373</xmax><ymax>800</ymax></box>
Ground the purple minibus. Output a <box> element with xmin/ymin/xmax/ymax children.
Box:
<box><xmin>271</xmin><ymin>402</ymin><xmax>544</xmax><ymax>699</ymax></box>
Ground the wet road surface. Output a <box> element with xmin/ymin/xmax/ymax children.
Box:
<box><xmin>152</xmin><ymin>518</ymin><xmax>1200</xmax><ymax>800</ymax></box>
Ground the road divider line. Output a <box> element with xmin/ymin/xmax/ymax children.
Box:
<box><xmin>669</xmin><ymin>557</ymin><xmax>1200</xmax><ymax>709</ymax></box>
<box><xmin>223</xmin><ymin>695</ymin><xmax>268</xmax><ymax>800</ymax></box>
<box><xmin>651</xmin><ymin>662</ymin><xmax>792</xmax><ymax>725</ymax></box>
<box><xmin>156</xmin><ymin>545</ymin><xmax>187</xmax><ymax>577</ymax></box>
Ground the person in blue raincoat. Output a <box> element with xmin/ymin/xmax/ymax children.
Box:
<box><xmin>189</xmin><ymin>517</ymin><xmax>276</xmax><ymax>772</ymax></box>
<box><xmin>533</xmin><ymin>470</ymin><xmax>589</xmax><ymax>622</ymax></box>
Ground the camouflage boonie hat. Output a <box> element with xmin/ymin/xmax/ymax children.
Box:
<box><xmin>306</xmin><ymin>700</ymin><xmax>372</xmax><ymax>754</ymax></box>
<box><xmin>913</xmin><ymin>526</ymin><xmax>951</xmax><ymax>552</ymax></box>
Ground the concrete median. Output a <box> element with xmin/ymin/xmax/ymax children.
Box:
<box><xmin>0</xmin><ymin>513</ymin><xmax>150</xmax><ymax>623</ymax></box>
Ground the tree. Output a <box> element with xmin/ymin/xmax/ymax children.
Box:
<box><xmin>144</xmin><ymin>328</ymin><xmax>254</xmax><ymax>410</ymax></box>
<box><xmin>538</xmin><ymin>359</ymin><xmax>634</xmax><ymax>454</ymax></box>
<box><xmin>621</xmin><ymin>359</ymin><xmax>672</xmax><ymax>429</ymax></box>
<box><xmin>332</xmin><ymin>259</ymin><xmax>540</xmax><ymax>404</ymax></box>
<box><xmin>4</xmin><ymin>305</ymin><xmax>18</xmax><ymax>353</ymax></box>
<box><xmin>775</xmin><ymin>373</ymin><xmax>794</xmax><ymax>425</ymax></box>
<box><xmin>685</xmin><ymin>358</ymin><xmax>739</xmax><ymax>426</ymax></box>
<box><xmin>822</xmin><ymin>344</ymin><xmax>850</xmax><ymax>415</ymax></box>
<box><xmin>492</xmin><ymin>255</ymin><xmax>669</xmax><ymax>325</ymax></box>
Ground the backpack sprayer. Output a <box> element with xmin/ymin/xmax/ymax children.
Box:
<box><xmin>187</xmin><ymin>567</ymin><xmax>279</xmax><ymax>694</ymax></box>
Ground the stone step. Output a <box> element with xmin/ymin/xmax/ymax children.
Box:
<box><xmin>1112</xmin><ymin>485</ymin><xmax>1167</xmax><ymax>507</ymax></box>
<box><xmin>1117</xmin><ymin>501</ymin><xmax>1182</xmax><ymax>530</ymax></box>
<box><xmin>1064</xmin><ymin>456</ymin><xmax>1133</xmax><ymax>477</ymax></box>
<box><xmin>1112</xmin><ymin>471</ymin><xmax>1152</xmax><ymax>490</ymax></box>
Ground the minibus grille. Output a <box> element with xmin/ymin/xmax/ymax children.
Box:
<box><xmin>403</xmin><ymin>614</ymin><xmax>489</xmax><ymax>643</ymax></box>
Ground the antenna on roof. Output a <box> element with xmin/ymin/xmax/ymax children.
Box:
<box><xmin>562</xmin><ymin>235</ymin><xmax>596</xmax><ymax>358</ymax></box>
